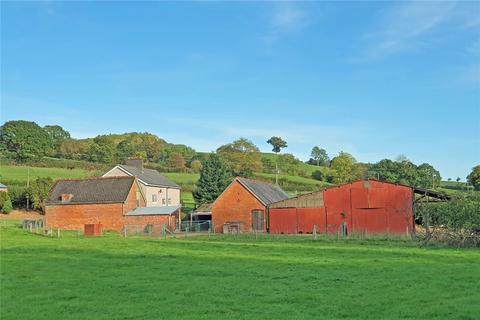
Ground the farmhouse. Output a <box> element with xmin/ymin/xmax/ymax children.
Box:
<box><xmin>211</xmin><ymin>177</ymin><xmax>289</xmax><ymax>233</ymax></box>
<box><xmin>103</xmin><ymin>158</ymin><xmax>181</xmax><ymax>207</ymax></box>
<box><xmin>269</xmin><ymin>179</ymin><xmax>415</xmax><ymax>235</ymax></box>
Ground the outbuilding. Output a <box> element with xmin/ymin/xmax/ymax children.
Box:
<box><xmin>211</xmin><ymin>177</ymin><xmax>289</xmax><ymax>233</ymax></box>
<box><xmin>45</xmin><ymin>176</ymin><xmax>145</xmax><ymax>231</ymax></box>
<box><xmin>269</xmin><ymin>180</ymin><xmax>415</xmax><ymax>236</ymax></box>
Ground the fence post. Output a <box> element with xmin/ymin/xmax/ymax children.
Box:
<box><xmin>57</xmin><ymin>228</ymin><xmax>60</xmax><ymax>238</ymax></box>
<box><xmin>163</xmin><ymin>224</ymin><xmax>166</xmax><ymax>240</ymax></box>
<box><xmin>313</xmin><ymin>224</ymin><xmax>318</xmax><ymax>241</ymax></box>
<box><xmin>124</xmin><ymin>226</ymin><xmax>127</xmax><ymax>238</ymax></box>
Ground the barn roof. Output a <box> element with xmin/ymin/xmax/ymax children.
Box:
<box><xmin>237</xmin><ymin>177</ymin><xmax>289</xmax><ymax>205</ymax></box>
<box><xmin>115</xmin><ymin>165</ymin><xmax>180</xmax><ymax>189</ymax></box>
<box><xmin>47</xmin><ymin>176</ymin><xmax>136</xmax><ymax>205</ymax></box>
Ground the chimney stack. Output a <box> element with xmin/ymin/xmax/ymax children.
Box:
<box><xmin>126</xmin><ymin>157</ymin><xmax>144</xmax><ymax>171</ymax></box>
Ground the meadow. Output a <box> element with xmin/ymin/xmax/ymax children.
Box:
<box><xmin>0</xmin><ymin>165</ymin><xmax>96</xmax><ymax>182</ymax></box>
<box><xmin>1</xmin><ymin>222</ymin><xmax>479</xmax><ymax>320</ymax></box>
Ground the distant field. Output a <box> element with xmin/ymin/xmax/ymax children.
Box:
<box><xmin>163</xmin><ymin>172</ymin><xmax>199</xmax><ymax>185</ymax></box>
<box><xmin>1</xmin><ymin>223</ymin><xmax>479</xmax><ymax>320</ymax></box>
<box><xmin>0</xmin><ymin>165</ymin><xmax>94</xmax><ymax>182</ymax></box>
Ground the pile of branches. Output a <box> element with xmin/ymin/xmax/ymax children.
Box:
<box><xmin>415</xmin><ymin>193</ymin><xmax>480</xmax><ymax>247</ymax></box>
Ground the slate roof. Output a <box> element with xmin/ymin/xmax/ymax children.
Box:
<box><xmin>193</xmin><ymin>203</ymin><xmax>213</xmax><ymax>214</ymax></box>
<box><xmin>118</xmin><ymin>165</ymin><xmax>180</xmax><ymax>189</ymax></box>
<box><xmin>126</xmin><ymin>205</ymin><xmax>181</xmax><ymax>216</ymax></box>
<box><xmin>237</xmin><ymin>177</ymin><xmax>289</xmax><ymax>205</ymax></box>
<box><xmin>47</xmin><ymin>176</ymin><xmax>135</xmax><ymax>205</ymax></box>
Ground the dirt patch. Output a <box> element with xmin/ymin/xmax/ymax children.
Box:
<box><xmin>0</xmin><ymin>210</ymin><xmax>43</xmax><ymax>220</ymax></box>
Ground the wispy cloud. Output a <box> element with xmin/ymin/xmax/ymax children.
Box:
<box><xmin>263</xmin><ymin>4</ymin><xmax>309</xmax><ymax>45</ymax></box>
<box><xmin>361</xmin><ymin>1</ymin><xmax>479</xmax><ymax>59</ymax></box>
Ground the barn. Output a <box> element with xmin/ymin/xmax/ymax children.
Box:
<box><xmin>45</xmin><ymin>176</ymin><xmax>146</xmax><ymax>232</ymax></box>
<box><xmin>211</xmin><ymin>177</ymin><xmax>289</xmax><ymax>233</ymax></box>
<box><xmin>269</xmin><ymin>180</ymin><xmax>416</xmax><ymax>236</ymax></box>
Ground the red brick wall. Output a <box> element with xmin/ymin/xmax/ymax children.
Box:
<box><xmin>124</xmin><ymin>214</ymin><xmax>177</xmax><ymax>232</ymax></box>
<box><xmin>45</xmin><ymin>180</ymin><xmax>145</xmax><ymax>232</ymax></box>
<box><xmin>45</xmin><ymin>203</ymin><xmax>125</xmax><ymax>231</ymax></box>
<box><xmin>212</xmin><ymin>180</ymin><xmax>266</xmax><ymax>233</ymax></box>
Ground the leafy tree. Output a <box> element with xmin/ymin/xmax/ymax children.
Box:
<box><xmin>456</xmin><ymin>177</ymin><xmax>461</xmax><ymax>182</ymax></box>
<box><xmin>193</xmin><ymin>154</ymin><xmax>233</xmax><ymax>204</ymax></box>
<box><xmin>278</xmin><ymin>153</ymin><xmax>302</xmax><ymax>175</ymax></box>
<box><xmin>417</xmin><ymin>163</ymin><xmax>442</xmax><ymax>189</ymax></box>
<box><xmin>0</xmin><ymin>120</ymin><xmax>51</xmax><ymax>160</ymax></box>
<box><xmin>267</xmin><ymin>136</ymin><xmax>287</xmax><ymax>184</ymax></box>
<box><xmin>330</xmin><ymin>152</ymin><xmax>356</xmax><ymax>184</ymax></box>
<box><xmin>167</xmin><ymin>152</ymin><xmax>187</xmax><ymax>171</ymax></box>
<box><xmin>467</xmin><ymin>165</ymin><xmax>480</xmax><ymax>191</ymax></box>
<box><xmin>310</xmin><ymin>146</ymin><xmax>329</xmax><ymax>166</ymax></box>
<box><xmin>59</xmin><ymin>139</ymin><xmax>92</xmax><ymax>160</ymax></box>
<box><xmin>26</xmin><ymin>177</ymin><xmax>54</xmax><ymax>213</ymax></box>
<box><xmin>217</xmin><ymin>138</ymin><xmax>262</xmax><ymax>176</ymax></box>
<box><xmin>87</xmin><ymin>136</ymin><xmax>116</xmax><ymax>163</ymax></box>
<box><xmin>44</xmin><ymin>125</ymin><xmax>71</xmax><ymax>155</ymax></box>
<box><xmin>0</xmin><ymin>192</ymin><xmax>13</xmax><ymax>214</ymax></box>
<box><xmin>190</xmin><ymin>160</ymin><xmax>202</xmax><ymax>173</ymax></box>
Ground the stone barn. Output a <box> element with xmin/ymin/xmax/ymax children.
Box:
<box><xmin>45</xmin><ymin>176</ymin><xmax>145</xmax><ymax>231</ymax></box>
<box><xmin>211</xmin><ymin>177</ymin><xmax>289</xmax><ymax>233</ymax></box>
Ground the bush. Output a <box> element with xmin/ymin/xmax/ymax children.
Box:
<box><xmin>0</xmin><ymin>192</ymin><xmax>13</xmax><ymax>213</ymax></box>
<box><xmin>311</xmin><ymin>170</ymin><xmax>324</xmax><ymax>181</ymax></box>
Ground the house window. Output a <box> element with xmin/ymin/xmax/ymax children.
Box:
<box><xmin>152</xmin><ymin>194</ymin><xmax>157</xmax><ymax>202</ymax></box>
<box><xmin>162</xmin><ymin>198</ymin><xmax>166</xmax><ymax>205</ymax></box>
<box><xmin>168</xmin><ymin>198</ymin><xmax>172</xmax><ymax>205</ymax></box>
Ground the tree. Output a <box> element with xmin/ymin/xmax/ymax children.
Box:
<box><xmin>0</xmin><ymin>192</ymin><xmax>13</xmax><ymax>214</ymax></box>
<box><xmin>193</xmin><ymin>154</ymin><xmax>233</xmax><ymax>204</ymax></box>
<box><xmin>467</xmin><ymin>165</ymin><xmax>480</xmax><ymax>191</ymax></box>
<box><xmin>190</xmin><ymin>160</ymin><xmax>202</xmax><ymax>173</ymax></box>
<box><xmin>417</xmin><ymin>163</ymin><xmax>441</xmax><ymax>189</ymax></box>
<box><xmin>267</xmin><ymin>136</ymin><xmax>287</xmax><ymax>184</ymax></box>
<box><xmin>0</xmin><ymin>120</ymin><xmax>51</xmax><ymax>160</ymax></box>
<box><xmin>26</xmin><ymin>177</ymin><xmax>54</xmax><ymax>213</ymax></box>
<box><xmin>44</xmin><ymin>125</ymin><xmax>71</xmax><ymax>155</ymax></box>
<box><xmin>217</xmin><ymin>138</ymin><xmax>262</xmax><ymax>176</ymax></box>
<box><xmin>310</xmin><ymin>146</ymin><xmax>329</xmax><ymax>166</ymax></box>
<box><xmin>87</xmin><ymin>136</ymin><xmax>116</xmax><ymax>163</ymax></box>
<box><xmin>330</xmin><ymin>152</ymin><xmax>356</xmax><ymax>184</ymax></box>
<box><xmin>167</xmin><ymin>152</ymin><xmax>187</xmax><ymax>171</ymax></box>
<box><xmin>311</xmin><ymin>170</ymin><xmax>324</xmax><ymax>181</ymax></box>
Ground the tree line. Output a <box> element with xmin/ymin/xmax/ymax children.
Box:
<box><xmin>1</xmin><ymin>120</ymin><xmax>479</xmax><ymax>193</ymax></box>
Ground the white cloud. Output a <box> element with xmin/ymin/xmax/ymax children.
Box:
<box><xmin>263</xmin><ymin>4</ymin><xmax>309</xmax><ymax>45</ymax></box>
<box><xmin>361</xmin><ymin>1</ymin><xmax>479</xmax><ymax>59</ymax></box>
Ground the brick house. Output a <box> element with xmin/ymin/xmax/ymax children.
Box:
<box><xmin>45</xmin><ymin>176</ymin><xmax>146</xmax><ymax>231</ymax></box>
<box><xmin>102</xmin><ymin>158</ymin><xmax>181</xmax><ymax>207</ymax></box>
<box><xmin>211</xmin><ymin>177</ymin><xmax>289</xmax><ymax>233</ymax></box>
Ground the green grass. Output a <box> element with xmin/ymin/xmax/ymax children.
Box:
<box><xmin>163</xmin><ymin>172</ymin><xmax>200</xmax><ymax>185</ymax></box>
<box><xmin>1</xmin><ymin>223</ymin><xmax>479</xmax><ymax>320</ymax></box>
<box><xmin>0</xmin><ymin>165</ymin><xmax>94</xmax><ymax>182</ymax></box>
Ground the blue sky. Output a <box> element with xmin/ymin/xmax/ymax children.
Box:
<box><xmin>1</xmin><ymin>1</ymin><xmax>479</xmax><ymax>180</ymax></box>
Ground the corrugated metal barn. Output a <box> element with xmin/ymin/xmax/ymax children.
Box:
<box><xmin>269</xmin><ymin>180</ymin><xmax>415</xmax><ymax>235</ymax></box>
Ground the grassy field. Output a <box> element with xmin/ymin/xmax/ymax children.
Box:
<box><xmin>0</xmin><ymin>165</ymin><xmax>95</xmax><ymax>182</ymax></box>
<box><xmin>1</xmin><ymin>223</ymin><xmax>479</xmax><ymax>320</ymax></box>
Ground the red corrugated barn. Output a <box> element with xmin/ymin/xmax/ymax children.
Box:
<box><xmin>269</xmin><ymin>180</ymin><xmax>414</xmax><ymax>236</ymax></box>
<box><xmin>211</xmin><ymin>177</ymin><xmax>289</xmax><ymax>233</ymax></box>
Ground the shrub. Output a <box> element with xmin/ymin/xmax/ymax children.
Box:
<box><xmin>0</xmin><ymin>192</ymin><xmax>13</xmax><ymax>214</ymax></box>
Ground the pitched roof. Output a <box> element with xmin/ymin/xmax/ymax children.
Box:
<box><xmin>126</xmin><ymin>205</ymin><xmax>181</xmax><ymax>216</ymax></box>
<box><xmin>47</xmin><ymin>176</ymin><xmax>135</xmax><ymax>205</ymax></box>
<box><xmin>117</xmin><ymin>165</ymin><xmax>180</xmax><ymax>189</ymax></box>
<box><xmin>0</xmin><ymin>183</ymin><xmax>7</xmax><ymax>188</ymax></box>
<box><xmin>237</xmin><ymin>177</ymin><xmax>289</xmax><ymax>205</ymax></box>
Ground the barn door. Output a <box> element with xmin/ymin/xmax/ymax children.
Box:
<box><xmin>252</xmin><ymin>210</ymin><xmax>265</xmax><ymax>232</ymax></box>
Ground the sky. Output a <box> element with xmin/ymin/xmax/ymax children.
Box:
<box><xmin>1</xmin><ymin>1</ymin><xmax>479</xmax><ymax>180</ymax></box>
